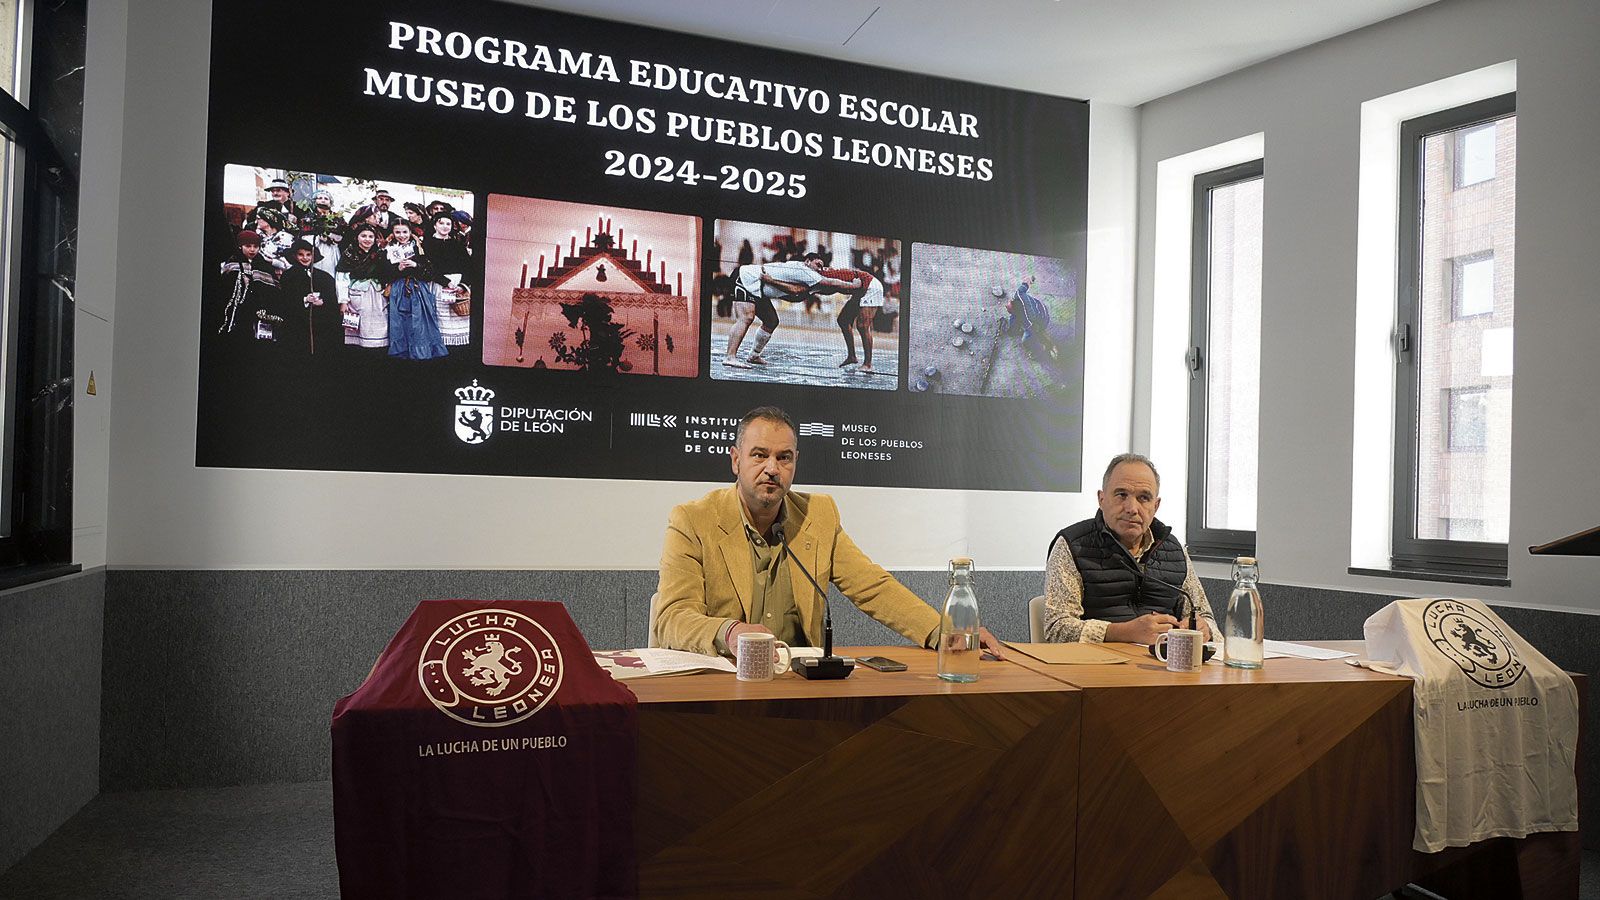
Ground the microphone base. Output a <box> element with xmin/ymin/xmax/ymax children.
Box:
<box><xmin>792</xmin><ymin>655</ymin><xmax>855</xmax><ymax>680</ymax></box>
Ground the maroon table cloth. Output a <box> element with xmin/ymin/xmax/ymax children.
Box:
<box><xmin>334</xmin><ymin>599</ymin><xmax>637</xmax><ymax>899</ymax></box>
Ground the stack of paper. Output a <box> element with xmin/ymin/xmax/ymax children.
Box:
<box><xmin>593</xmin><ymin>648</ymin><xmax>736</xmax><ymax>680</ymax></box>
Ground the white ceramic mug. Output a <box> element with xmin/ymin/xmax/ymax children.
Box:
<box><xmin>735</xmin><ymin>633</ymin><xmax>792</xmax><ymax>682</ymax></box>
<box><xmin>1154</xmin><ymin>628</ymin><xmax>1204</xmax><ymax>673</ymax></box>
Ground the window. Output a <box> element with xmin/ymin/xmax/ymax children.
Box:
<box><xmin>1393</xmin><ymin>94</ymin><xmax>1515</xmax><ymax>577</ymax></box>
<box><xmin>1450</xmin><ymin>252</ymin><xmax>1493</xmax><ymax>319</ymax></box>
<box><xmin>1454</xmin><ymin>121</ymin><xmax>1496</xmax><ymax>187</ymax></box>
<box><xmin>0</xmin><ymin>0</ymin><xmax>18</xmax><ymax>101</ymax></box>
<box><xmin>1186</xmin><ymin>159</ymin><xmax>1262</xmax><ymax>559</ymax></box>
<box><xmin>0</xmin><ymin>0</ymin><xmax>81</xmax><ymax>584</ymax></box>
<box><xmin>1446</xmin><ymin>387</ymin><xmax>1489</xmax><ymax>451</ymax></box>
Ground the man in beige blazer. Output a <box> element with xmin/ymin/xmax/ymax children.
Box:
<box><xmin>652</xmin><ymin>406</ymin><xmax>1003</xmax><ymax>658</ymax></box>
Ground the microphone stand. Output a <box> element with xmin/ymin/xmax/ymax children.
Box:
<box><xmin>774</xmin><ymin>521</ymin><xmax>854</xmax><ymax>680</ymax></box>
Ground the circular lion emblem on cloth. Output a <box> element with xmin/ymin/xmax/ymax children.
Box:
<box><xmin>417</xmin><ymin>609</ymin><xmax>565</xmax><ymax>727</ymax></box>
<box><xmin>1422</xmin><ymin>599</ymin><xmax>1526</xmax><ymax>690</ymax></box>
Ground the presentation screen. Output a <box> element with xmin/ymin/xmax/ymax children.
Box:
<box><xmin>198</xmin><ymin>0</ymin><xmax>1089</xmax><ymax>492</ymax></box>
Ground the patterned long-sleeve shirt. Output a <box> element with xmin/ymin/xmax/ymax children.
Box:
<box><xmin>1043</xmin><ymin>535</ymin><xmax>1221</xmax><ymax>643</ymax></box>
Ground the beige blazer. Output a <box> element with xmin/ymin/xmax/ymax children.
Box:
<box><xmin>652</xmin><ymin>487</ymin><xmax>942</xmax><ymax>656</ymax></box>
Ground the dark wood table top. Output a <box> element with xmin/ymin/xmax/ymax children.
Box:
<box><xmin>620</xmin><ymin>645</ymin><xmax>1077</xmax><ymax>704</ymax></box>
<box><xmin>1009</xmin><ymin>640</ymin><xmax>1411</xmax><ymax>688</ymax></box>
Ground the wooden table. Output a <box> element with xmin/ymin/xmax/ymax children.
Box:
<box><xmin>1009</xmin><ymin>641</ymin><xmax>1415</xmax><ymax>900</ymax></box>
<box><xmin>627</xmin><ymin>648</ymin><xmax>1083</xmax><ymax>898</ymax></box>
<box><xmin>626</xmin><ymin>643</ymin><xmax>1582</xmax><ymax>899</ymax></box>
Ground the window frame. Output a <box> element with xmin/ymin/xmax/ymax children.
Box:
<box><xmin>1392</xmin><ymin>92</ymin><xmax>1515</xmax><ymax>578</ymax></box>
<box><xmin>1185</xmin><ymin>158</ymin><xmax>1263</xmax><ymax>560</ymax></box>
<box><xmin>0</xmin><ymin>0</ymin><xmax>80</xmax><ymax>584</ymax></box>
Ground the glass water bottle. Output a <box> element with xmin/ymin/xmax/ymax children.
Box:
<box><xmin>1223</xmin><ymin>556</ymin><xmax>1264</xmax><ymax>669</ymax></box>
<box><xmin>937</xmin><ymin>557</ymin><xmax>981</xmax><ymax>683</ymax></box>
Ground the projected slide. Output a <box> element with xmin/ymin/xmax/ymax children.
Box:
<box><xmin>196</xmin><ymin>0</ymin><xmax>1089</xmax><ymax>492</ymax></box>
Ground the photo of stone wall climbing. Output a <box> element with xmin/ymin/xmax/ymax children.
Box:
<box><xmin>907</xmin><ymin>243</ymin><xmax>1082</xmax><ymax>400</ymax></box>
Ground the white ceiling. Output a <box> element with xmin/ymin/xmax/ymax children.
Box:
<box><xmin>518</xmin><ymin>0</ymin><xmax>1442</xmax><ymax>106</ymax></box>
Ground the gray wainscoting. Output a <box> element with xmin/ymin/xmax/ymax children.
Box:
<box><xmin>97</xmin><ymin>568</ymin><xmax>1040</xmax><ymax>791</ymax></box>
<box><xmin>99</xmin><ymin>570</ymin><xmax>1594</xmax><ymax>847</ymax></box>
<box><xmin>0</xmin><ymin>569</ymin><xmax>106</xmax><ymax>874</ymax></box>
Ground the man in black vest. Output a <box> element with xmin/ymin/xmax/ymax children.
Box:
<box><xmin>1042</xmin><ymin>453</ymin><xmax>1222</xmax><ymax>644</ymax></box>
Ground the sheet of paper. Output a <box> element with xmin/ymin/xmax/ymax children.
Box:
<box><xmin>1003</xmin><ymin>641</ymin><xmax>1128</xmax><ymax>665</ymax></box>
<box><xmin>1261</xmin><ymin>640</ymin><xmax>1357</xmax><ymax>660</ymax></box>
<box><xmin>593</xmin><ymin>648</ymin><xmax>736</xmax><ymax>680</ymax></box>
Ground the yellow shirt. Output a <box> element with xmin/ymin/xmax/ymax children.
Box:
<box><xmin>742</xmin><ymin>514</ymin><xmax>806</xmax><ymax>647</ymax></box>
<box><xmin>712</xmin><ymin>500</ymin><xmax>805</xmax><ymax>654</ymax></box>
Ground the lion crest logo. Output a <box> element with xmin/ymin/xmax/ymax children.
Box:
<box><xmin>454</xmin><ymin>380</ymin><xmax>495</xmax><ymax>445</ymax></box>
<box><xmin>418</xmin><ymin>609</ymin><xmax>564</xmax><ymax>727</ymax></box>
<box><xmin>461</xmin><ymin>639</ymin><xmax>522</xmax><ymax>696</ymax></box>
<box><xmin>1422</xmin><ymin>599</ymin><xmax>1526</xmax><ymax>690</ymax></box>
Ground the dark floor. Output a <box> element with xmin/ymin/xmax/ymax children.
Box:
<box><xmin>0</xmin><ymin>782</ymin><xmax>1595</xmax><ymax>899</ymax></box>
<box><xmin>0</xmin><ymin>783</ymin><xmax>336</xmax><ymax>900</ymax></box>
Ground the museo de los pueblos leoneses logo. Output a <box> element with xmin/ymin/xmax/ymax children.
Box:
<box><xmin>1422</xmin><ymin>598</ymin><xmax>1526</xmax><ymax>690</ymax></box>
<box><xmin>417</xmin><ymin>609</ymin><xmax>565</xmax><ymax>727</ymax></box>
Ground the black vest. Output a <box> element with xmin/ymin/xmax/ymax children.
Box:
<box><xmin>1049</xmin><ymin>512</ymin><xmax>1190</xmax><ymax>623</ymax></box>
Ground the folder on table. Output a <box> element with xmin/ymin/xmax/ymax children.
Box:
<box><xmin>1003</xmin><ymin>642</ymin><xmax>1127</xmax><ymax>665</ymax></box>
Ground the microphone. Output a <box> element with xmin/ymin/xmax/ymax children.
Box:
<box><xmin>773</xmin><ymin>520</ymin><xmax>854</xmax><ymax>680</ymax></box>
<box><xmin>1186</xmin><ymin>593</ymin><xmax>1218</xmax><ymax>662</ymax></box>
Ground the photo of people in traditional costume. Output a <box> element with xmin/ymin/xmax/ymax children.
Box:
<box><xmin>422</xmin><ymin>211</ymin><xmax>472</xmax><ymax>349</ymax></box>
<box><xmin>424</xmin><ymin>199</ymin><xmax>456</xmax><ymax>222</ymax></box>
<box><xmin>401</xmin><ymin>201</ymin><xmax>427</xmax><ymax>232</ymax></box>
<box><xmin>298</xmin><ymin>189</ymin><xmax>346</xmax><ymax>278</ymax></box>
<box><xmin>246</xmin><ymin>177</ymin><xmax>299</xmax><ymax>235</ymax></box>
<box><xmin>252</xmin><ymin>207</ymin><xmax>296</xmax><ymax>274</ymax></box>
<box><xmin>346</xmin><ymin>187</ymin><xmax>400</xmax><ymax>234</ymax></box>
<box><xmin>215</xmin><ymin>229</ymin><xmax>278</xmax><ymax>344</ymax></box>
<box><xmin>382</xmin><ymin>220</ymin><xmax>448</xmax><ymax>360</ymax></box>
<box><xmin>450</xmin><ymin>209</ymin><xmax>473</xmax><ymax>244</ymax></box>
<box><xmin>336</xmin><ymin>222</ymin><xmax>387</xmax><ymax>349</ymax></box>
<box><xmin>273</xmin><ymin>239</ymin><xmax>342</xmax><ymax>356</ymax></box>
<box><xmin>217</xmin><ymin>165</ymin><xmax>478</xmax><ymax>357</ymax></box>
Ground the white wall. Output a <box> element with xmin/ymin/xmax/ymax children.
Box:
<box><xmin>1135</xmin><ymin>0</ymin><xmax>1600</xmax><ymax>612</ymax></box>
<box><xmin>91</xmin><ymin>0</ymin><xmax>1139</xmax><ymax>572</ymax></box>
<box><xmin>71</xmin><ymin>0</ymin><xmax>128</xmax><ymax>570</ymax></box>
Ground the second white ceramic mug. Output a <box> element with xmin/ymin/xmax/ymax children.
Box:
<box><xmin>1154</xmin><ymin>628</ymin><xmax>1204</xmax><ymax>672</ymax></box>
<box><xmin>736</xmin><ymin>632</ymin><xmax>792</xmax><ymax>681</ymax></box>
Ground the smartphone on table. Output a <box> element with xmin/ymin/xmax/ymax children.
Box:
<box><xmin>855</xmin><ymin>655</ymin><xmax>908</xmax><ymax>672</ymax></box>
